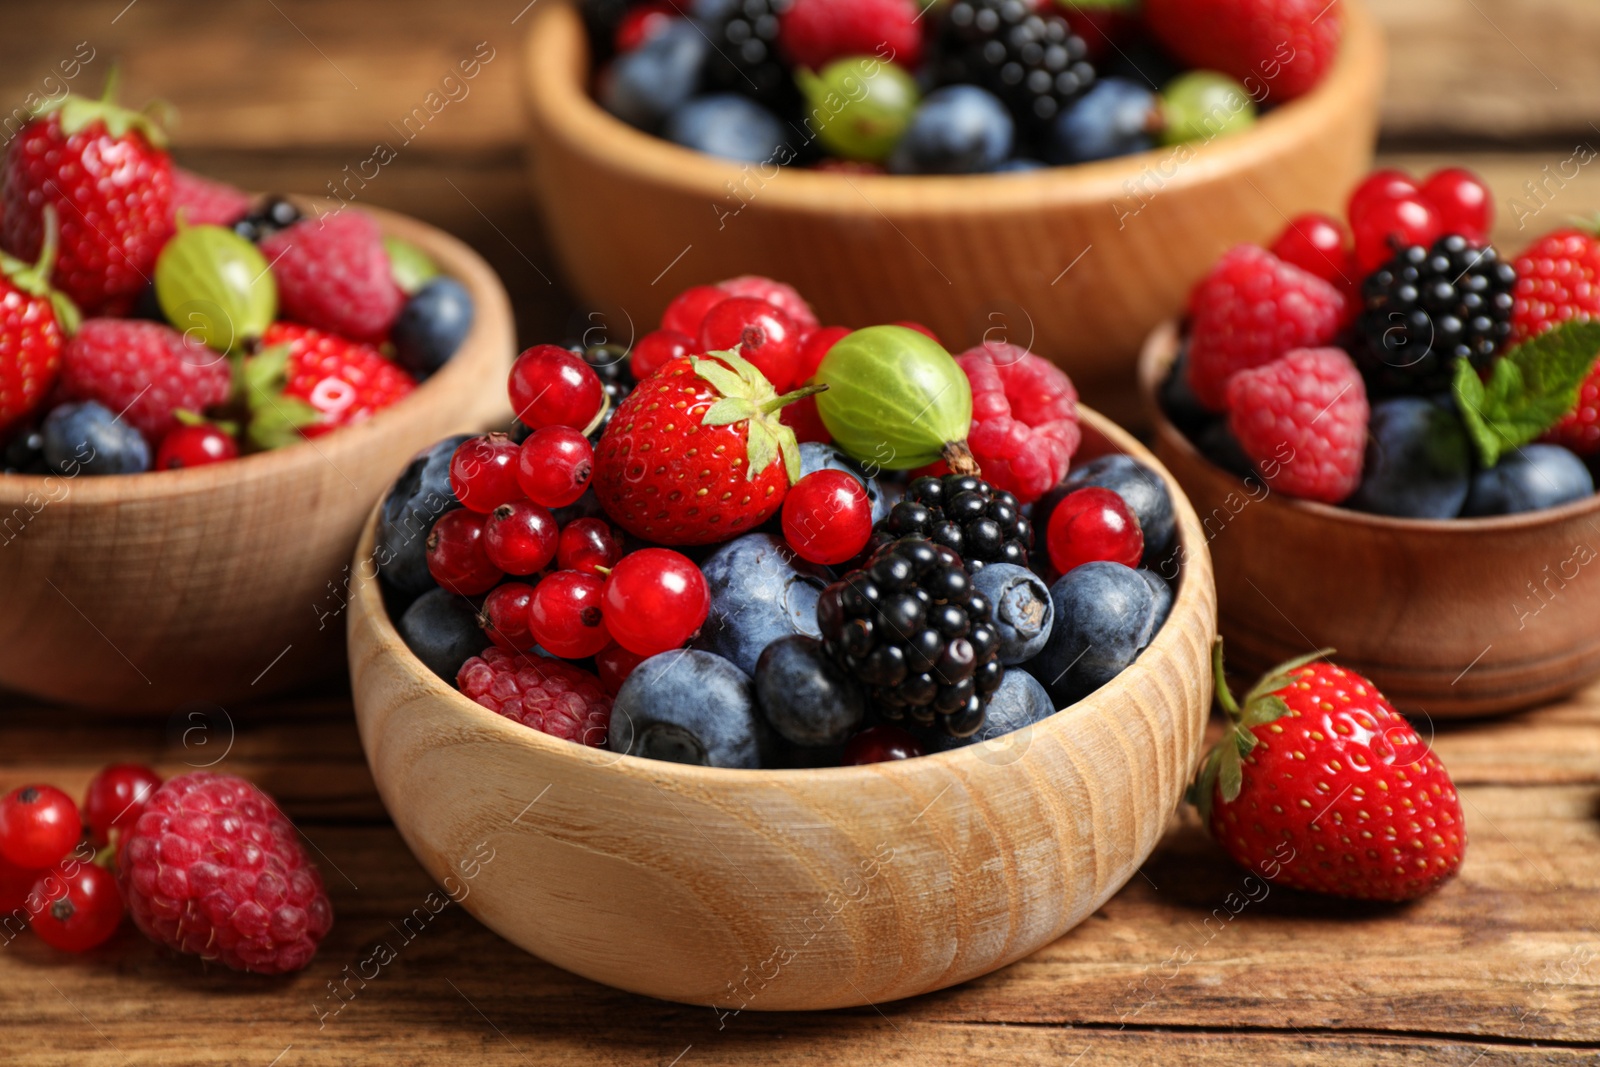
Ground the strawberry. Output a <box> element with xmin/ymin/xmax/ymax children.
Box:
<box><xmin>0</xmin><ymin>207</ymin><xmax>78</xmax><ymax>436</ymax></box>
<box><xmin>1509</xmin><ymin>228</ymin><xmax>1600</xmax><ymax>454</ymax></box>
<box><xmin>1189</xmin><ymin>643</ymin><xmax>1466</xmax><ymax>902</ymax></box>
<box><xmin>59</xmin><ymin>318</ymin><xmax>231</xmax><ymax>442</ymax></box>
<box><xmin>592</xmin><ymin>351</ymin><xmax>821</xmax><ymax>545</ymax></box>
<box><xmin>259</xmin><ymin>211</ymin><xmax>403</xmax><ymax>343</ymax></box>
<box><xmin>245</xmin><ymin>322</ymin><xmax>415</xmax><ymax>447</ymax></box>
<box><xmin>1143</xmin><ymin>0</ymin><xmax>1341</xmax><ymax>102</ymax></box>
<box><xmin>1</xmin><ymin>77</ymin><xmax>173</xmax><ymax>316</ymax></box>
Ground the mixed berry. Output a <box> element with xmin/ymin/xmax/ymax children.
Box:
<box><xmin>585</xmin><ymin>0</ymin><xmax>1343</xmax><ymax>173</ymax></box>
<box><xmin>1164</xmin><ymin>166</ymin><xmax>1600</xmax><ymax>519</ymax></box>
<box><xmin>0</xmin><ymin>81</ymin><xmax>475</xmax><ymax>476</ymax></box>
<box><xmin>380</xmin><ymin>274</ymin><xmax>1183</xmax><ymax>769</ymax></box>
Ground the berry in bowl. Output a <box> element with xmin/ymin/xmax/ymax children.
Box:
<box><xmin>349</xmin><ymin>275</ymin><xmax>1216</xmax><ymax>1008</ymax></box>
<box><xmin>1142</xmin><ymin>165</ymin><xmax>1600</xmax><ymax>715</ymax></box>
<box><xmin>0</xmin><ymin>83</ymin><xmax>514</xmax><ymax>709</ymax></box>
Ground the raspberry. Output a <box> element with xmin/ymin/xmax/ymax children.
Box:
<box><xmin>457</xmin><ymin>648</ymin><xmax>612</xmax><ymax>747</ymax></box>
<box><xmin>118</xmin><ymin>773</ymin><xmax>333</xmax><ymax>975</ymax></box>
<box><xmin>779</xmin><ymin>0</ymin><xmax>924</xmax><ymax>73</ymax></box>
<box><xmin>1143</xmin><ymin>0</ymin><xmax>1339</xmax><ymax>102</ymax></box>
<box><xmin>717</xmin><ymin>274</ymin><xmax>819</xmax><ymax>330</ymax></box>
<box><xmin>1511</xmin><ymin>229</ymin><xmax>1600</xmax><ymax>454</ymax></box>
<box><xmin>1186</xmin><ymin>245</ymin><xmax>1348</xmax><ymax>412</ymax></box>
<box><xmin>59</xmin><ymin>319</ymin><xmax>232</xmax><ymax>441</ymax></box>
<box><xmin>1225</xmin><ymin>347</ymin><xmax>1368</xmax><ymax>504</ymax></box>
<box><xmin>955</xmin><ymin>342</ymin><xmax>1081</xmax><ymax>504</ymax></box>
<box><xmin>260</xmin><ymin>211</ymin><xmax>403</xmax><ymax>342</ymax></box>
<box><xmin>170</xmin><ymin>168</ymin><xmax>252</xmax><ymax>227</ymax></box>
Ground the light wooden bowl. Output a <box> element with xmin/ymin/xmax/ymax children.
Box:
<box><xmin>349</xmin><ymin>407</ymin><xmax>1216</xmax><ymax>1010</ymax></box>
<box><xmin>0</xmin><ymin>205</ymin><xmax>514</xmax><ymax>711</ymax></box>
<box><xmin>520</xmin><ymin>0</ymin><xmax>1383</xmax><ymax>408</ymax></box>
<box><xmin>1140</xmin><ymin>320</ymin><xmax>1600</xmax><ymax>718</ymax></box>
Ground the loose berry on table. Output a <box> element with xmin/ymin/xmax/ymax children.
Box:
<box><xmin>0</xmin><ymin>784</ymin><xmax>82</xmax><ymax>869</ymax></box>
<box><xmin>83</xmin><ymin>764</ymin><xmax>163</xmax><ymax>847</ymax></box>
<box><xmin>29</xmin><ymin>862</ymin><xmax>124</xmax><ymax>953</ymax></box>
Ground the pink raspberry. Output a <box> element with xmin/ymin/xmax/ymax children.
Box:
<box><xmin>170</xmin><ymin>168</ymin><xmax>251</xmax><ymax>227</ymax></box>
<box><xmin>457</xmin><ymin>648</ymin><xmax>613</xmax><ymax>747</ymax></box>
<box><xmin>59</xmin><ymin>319</ymin><xmax>233</xmax><ymax>441</ymax></box>
<box><xmin>717</xmin><ymin>275</ymin><xmax>819</xmax><ymax>330</ymax></box>
<box><xmin>956</xmin><ymin>342</ymin><xmax>1081</xmax><ymax>504</ymax></box>
<box><xmin>260</xmin><ymin>211</ymin><xmax>403</xmax><ymax>343</ymax></box>
<box><xmin>1187</xmin><ymin>244</ymin><xmax>1348</xmax><ymax>412</ymax></box>
<box><xmin>118</xmin><ymin>773</ymin><xmax>333</xmax><ymax>975</ymax></box>
<box><xmin>1226</xmin><ymin>347</ymin><xmax>1368</xmax><ymax>504</ymax></box>
<box><xmin>779</xmin><ymin>0</ymin><xmax>924</xmax><ymax>72</ymax></box>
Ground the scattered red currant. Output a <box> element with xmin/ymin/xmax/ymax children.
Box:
<box><xmin>155</xmin><ymin>424</ymin><xmax>237</xmax><ymax>470</ymax></box>
<box><xmin>782</xmin><ymin>470</ymin><xmax>872</xmax><ymax>566</ymax></box>
<box><xmin>1046</xmin><ymin>486</ymin><xmax>1144</xmax><ymax>575</ymax></box>
<box><xmin>483</xmin><ymin>499</ymin><xmax>559</xmax><ymax>575</ymax></box>
<box><xmin>529</xmin><ymin>570</ymin><xmax>613</xmax><ymax>658</ymax></box>
<box><xmin>0</xmin><ymin>785</ymin><xmax>82</xmax><ymax>869</ymax></box>
<box><xmin>426</xmin><ymin>509</ymin><xmax>503</xmax><ymax>595</ymax></box>
<box><xmin>450</xmin><ymin>433</ymin><xmax>523</xmax><ymax>513</ymax></box>
<box><xmin>1420</xmin><ymin>167</ymin><xmax>1492</xmax><ymax>243</ymax></box>
<box><xmin>482</xmin><ymin>582</ymin><xmax>538</xmax><ymax>652</ymax></box>
<box><xmin>508</xmin><ymin>344</ymin><xmax>605</xmax><ymax>431</ymax></box>
<box><xmin>596</xmin><ymin>642</ymin><xmax>648</xmax><ymax>695</ymax></box>
<box><xmin>1270</xmin><ymin>213</ymin><xmax>1350</xmax><ymax>286</ymax></box>
<box><xmin>631</xmin><ymin>329</ymin><xmax>694</xmax><ymax>380</ymax></box>
<box><xmin>517</xmin><ymin>426</ymin><xmax>594</xmax><ymax>508</ymax></box>
<box><xmin>29</xmin><ymin>863</ymin><xmax>123</xmax><ymax>953</ymax></box>
<box><xmin>660</xmin><ymin>284</ymin><xmax>728</xmax><ymax>336</ymax></box>
<box><xmin>1352</xmin><ymin>195</ymin><xmax>1442</xmax><ymax>273</ymax></box>
<box><xmin>699</xmin><ymin>297</ymin><xmax>800</xmax><ymax>390</ymax></box>
<box><xmin>794</xmin><ymin>325</ymin><xmax>849</xmax><ymax>381</ymax></box>
<box><xmin>558</xmin><ymin>517</ymin><xmax>624</xmax><ymax>575</ymax></box>
<box><xmin>842</xmin><ymin>725</ymin><xmax>923</xmax><ymax>765</ymax></box>
<box><xmin>83</xmin><ymin>764</ymin><xmax>162</xmax><ymax>846</ymax></box>
<box><xmin>600</xmin><ymin>548</ymin><xmax>710</xmax><ymax>657</ymax></box>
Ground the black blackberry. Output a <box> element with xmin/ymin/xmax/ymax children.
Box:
<box><xmin>934</xmin><ymin>0</ymin><xmax>1096</xmax><ymax>138</ymax></box>
<box><xmin>817</xmin><ymin>537</ymin><xmax>1004</xmax><ymax>737</ymax></box>
<box><xmin>232</xmin><ymin>196</ymin><xmax>301</xmax><ymax>244</ymax></box>
<box><xmin>1355</xmin><ymin>235</ymin><xmax>1517</xmax><ymax>394</ymax></box>
<box><xmin>696</xmin><ymin>0</ymin><xmax>798</xmax><ymax>112</ymax></box>
<box><xmin>870</xmin><ymin>474</ymin><xmax>1032</xmax><ymax>573</ymax></box>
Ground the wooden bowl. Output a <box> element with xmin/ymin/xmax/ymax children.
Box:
<box><xmin>0</xmin><ymin>205</ymin><xmax>514</xmax><ymax>711</ymax></box>
<box><xmin>348</xmin><ymin>407</ymin><xmax>1216</xmax><ymax>1011</ymax></box>
<box><xmin>519</xmin><ymin>0</ymin><xmax>1383</xmax><ymax>406</ymax></box>
<box><xmin>1139</xmin><ymin>320</ymin><xmax>1600</xmax><ymax>718</ymax></box>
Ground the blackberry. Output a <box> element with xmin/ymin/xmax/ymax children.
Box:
<box><xmin>818</xmin><ymin>537</ymin><xmax>1004</xmax><ymax>737</ymax></box>
<box><xmin>934</xmin><ymin>0</ymin><xmax>1096</xmax><ymax>138</ymax></box>
<box><xmin>1355</xmin><ymin>234</ymin><xmax>1517</xmax><ymax>394</ymax></box>
<box><xmin>232</xmin><ymin>196</ymin><xmax>301</xmax><ymax>244</ymax></box>
<box><xmin>870</xmin><ymin>474</ymin><xmax>1032</xmax><ymax>572</ymax></box>
<box><xmin>695</xmin><ymin>0</ymin><xmax>798</xmax><ymax>112</ymax></box>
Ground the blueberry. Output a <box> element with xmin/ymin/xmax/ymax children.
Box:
<box><xmin>798</xmin><ymin>442</ymin><xmax>889</xmax><ymax>523</ymax></box>
<box><xmin>693</xmin><ymin>533</ymin><xmax>832</xmax><ymax>675</ymax></box>
<box><xmin>397</xmin><ymin>588</ymin><xmax>487</xmax><ymax>683</ymax></box>
<box><xmin>887</xmin><ymin>86</ymin><xmax>1013</xmax><ymax>175</ymax></box>
<box><xmin>1159</xmin><ymin>348</ymin><xmax>1212</xmax><ymax>437</ymax></box>
<box><xmin>1196</xmin><ymin>421</ymin><xmax>1255</xmax><ymax>479</ymax></box>
<box><xmin>664</xmin><ymin>94</ymin><xmax>788</xmax><ymax>164</ymax></box>
<box><xmin>1464</xmin><ymin>444</ymin><xmax>1594</xmax><ymax>516</ymax></box>
<box><xmin>1349</xmin><ymin>397</ymin><xmax>1472</xmax><ymax>519</ymax></box>
<box><xmin>3</xmin><ymin>425</ymin><xmax>45</xmax><ymax>473</ymax></box>
<box><xmin>391</xmin><ymin>277</ymin><xmax>474</xmax><ymax>379</ymax></box>
<box><xmin>609</xmin><ymin>650</ymin><xmax>771</xmax><ymax>768</ymax></box>
<box><xmin>41</xmin><ymin>402</ymin><xmax>149</xmax><ymax>475</ymax></box>
<box><xmin>754</xmin><ymin>635</ymin><xmax>867</xmax><ymax>747</ymax></box>
<box><xmin>1138</xmin><ymin>568</ymin><xmax>1173</xmax><ymax>635</ymax></box>
<box><xmin>921</xmin><ymin>669</ymin><xmax>1055</xmax><ymax>753</ymax></box>
<box><xmin>377</xmin><ymin>434</ymin><xmax>469</xmax><ymax>597</ymax></box>
<box><xmin>1047</xmin><ymin>454</ymin><xmax>1177</xmax><ymax>561</ymax></box>
<box><xmin>1025</xmin><ymin>561</ymin><xmax>1157</xmax><ymax>706</ymax></box>
<box><xmin>1048</xmin><ymin>78</ymin><xmax>1157</xmax><ymax>164</ymax></box>
<box><xmin>971</xmin><ymin>563</ymin><xmax>1053</xmax><ymax>665</ymax></box>
<box><xmin>598</xmin><ymin>19</ymin><xmax>710</xmax><ymax>131</ymax></box>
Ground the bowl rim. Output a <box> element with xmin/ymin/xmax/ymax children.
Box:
<box><xmin>352</xmin><ymin>404</ymin><xmax>1216</xmax><ymax>786</ymax></box>
<box><xmin>519</xmin><ymin>0</ymin><xmax>1383</xmax><ymax>212</ymax></box>
<box><xmin>1138</xmin><ymin>317</ymin><xmax>1600</xmax><ymax>534</ymax></box>
<box><xmin>0</xmin><ymin>200</ymin><xmax>511</xmax><ymax>507</ymax></box>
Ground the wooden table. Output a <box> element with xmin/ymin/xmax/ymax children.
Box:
<box><xmin>5</xmin><ymin>1</ymin><xmax>1600</xmax><ymax>1062</ymax></box>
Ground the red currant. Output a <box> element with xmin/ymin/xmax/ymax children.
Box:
<box><xmin>83</xmin><ymin>764</ymin><xmax>162</xmax><ymax>846</ymax></box>
<box><xmin>482</xmin><ymin>582</ymin><xmax>538</xmax><ymax>652</ymax></box>
<box><xmin>1420</xmin><ymin>167</ymin><xmax>1492</xmax><ymax>243</ymax></box>
<box><xmin>614</xmin><ymin>0</ymin><xmax>675</xmax><ymax>51</ymax></box>
<box><xmin>483</xmin><ymin>499</ymin><xmax>559</xmax><ymax>575</ymax></box>
<box><xmin>1</xmin><ymin>852</ymin><xmax>41</xmax><ymax>913</ymax></box>
<box><xmin>426</xmin><ymin>509</ymin><xmax>503</xmax><ymax>595</ymax></box>
<box><xmin>891</xmin><ymin>320</ymin><xmax>941</xmax><ymax>343</ymax></box>
<box><xmin>517</xmin><ymin>426</ymin><xmax>594</xmax><ymax>508</ymax></box>
<box><xmin>631</xmin><ymin>329</ymin><xmax>694</xmax><ymax>380</ymax></box>
<box><xmin>1347</xmin><ymin>169</ymin><xmax>1419</xmax><ymax>224</ymax></box>
<box><xmin>699</xmin><ymin>297</ymin><xmax>800</xmax><ymax>391</ymax></box>
<box><xmin>782</xmin><ymin>470</ymin><xmax>872</xmax><ymax>565</ymax></box>
<box><xmin>29</xmin><ymin>863</ymin><xmax>123</xmax><ymax>953</ymax></box>
<box><xmin>0</xmin><ymin>785</ymin><xmax>81</xmax><ymax>869</ymax></box>
<box><xmin>794</xmin><ymin>325</ymin><xmax>849</xmax><ymax>381</ymax></box>
<box><xmin>558</xmin><ymin>517</ymin><xmax>624</xmax><ymax>575</ymax></box>
<box><xmin>600</xmin><ymin>548</ymin><xmax>710</xmax><ymax>657</ymax></box>
<box><xmin>529</xmin><ymin>570</ymin><xmax>613</xmax><ymax>658</ymax></box>
<box><xmin>661</xmin><ymin>284</ymin><xmax>728</xmax><ymax>336</ymax></box>
<box><xmin>155</xmin><ymin>424</ymin><xmax>237</xmax><ymax>470</ymax></box>
<box><xmin>449</xmin><ymin>433</ymin><xmax>523</xmax><ymax>514</ymax></box>
<box><xmin>596</xmin><ymin>642</ymin><xmax>648</xmax><ymax>695</ymax></box>
<box><xmin>1352</xmin><ymin>195</ymin><xmax>1443</xmax><ymax>273</ymax></box>
<box><xmin>508</xmin><ymin>344</ymin><xmax>605</xmax><ymax>431</ymax></box>
<box><xmin>1046</xmin><ymin>486</ymin><xmax>1144</xmax><ymax>575</ymax></box>
<box><xmin>1270</xmin><ymin>213</ymin><xmax>1350</xmax><ymax>285</ymax></box>
<box><xmin>842</xmin><ymin>725</ymin><xmax>923</xmax><ymax>765</ymax></box>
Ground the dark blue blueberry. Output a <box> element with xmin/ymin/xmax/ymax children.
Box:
<box><xmin>664</xmin><ymin>94</ymin><xmax>788</xmax><ymax>164</ymax></box>
<box><xmin>397</xmin><ymin>588</ymin><xmax>487</xmax><ymax>683</ymax></box>
<box><xmin>377</xmin><ymin>434</ymin><xmax>469</xmax><ymax>597</ymax></box>
<box><xmin>1048</xmin><ymin>78</ymin><xmax>1157</xmax><ymax>164</ymax></box>
<box><xmin>1464</xmin><ymin>444</ymin><xmax>1594</xmax><ymax>516</ymax></box>
<box><xmin>1025</xmin><ymin>561</ymin><xmax>1157</xmax><ymax>706</ymax></box>
<box><xmin>1138</xmin><ymin>568</ymin><xmax>1173</xmax><ymax>635</ymax></box>
<box><xmin>888</xmin><ymin>86</ymin><xmax>1014</xmax><ymax>175</ymax></box>
<box><xmin>42</xmin><ymin>402</ymin><xmax>149</xmax><ymax>475</ymax></box>
<box><xmin>1196</xmin><ymin>421</ymin><xmax>1255</xmax><ymax>479</ymax></box>
<box><xmin>971</xmin><ymin>562</ymin><xmax>1053</xmax><ymax>665</ymax></box>
<box><xmin>798</xmin><ymin>441</ymin><xmax>889</xmax><ymax>523</ymax></box>
<box><xmin>754</xmin><ymin>635</ymin><xmax>867</xmax><ymax>747</ymax></box>
<box><xmin>694</xmin><ymin>533</ymin><xmax>832</xmax><ymax>675</ymax></box>
<box><xmin>1349</xmin><ymin>397</ymin><xmax>1471</xmax><ymax>519</ymax></box>
<box><xmin>609</xmin><ymin>650</ymin><xmax>771</xmax><ymax>768</ymax></box>
<box><xmin>391</xmin><ymin>277</ymin><xmax>474</xmax><ymax>379</ymax></box>
<box><xmin>1046</xmin><ymin>453</ymin><xmax>1177</xmax><ymax>561</ymax></box>
<box><xmin>920</xmin><ymin>669</ymin><xmax>1055</xmax><ymax>753</ymax></box>
<box><xmin>1159</xmin><ymin>348</ymin><xmax>1212</xmax><ymax>437</ymax></box>
<box><xmin>598</xmin><ymin>19</ymin><xmax>710</xmax><ymax>131</ymax></box>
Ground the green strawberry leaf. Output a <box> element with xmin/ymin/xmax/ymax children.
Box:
<box><xmin>746</xmin><ymin>419</ymin><xmax>780</xmax><ymax>479</ymax></box>
<box><xmin>246</xmin><ymin>395</ymin><xmax>319</xmax><ymax>450</ymax></box>
<box><xmin>1452</xmin><ymin>320</ymin><xmax>1600</xmax><ymax>467</ymax></box>
<box><xmin>690</xmin><ymin>354</ymin><xmax>755</xmax><ymax>403</ymax></box>
<box><xmin>1217</xmin><ymin>742</ymin><xmax>1243</xmax><ymax>804</ymax></box>
<box><xmin>1239</xmin><ymin>693</ymin><xmax>1291</xmax><ymax>729</ymax></box>
<box><xmin>701</xmin><ymin>397</ymin><xmax>758</xmax><ymax>427</ymax></box>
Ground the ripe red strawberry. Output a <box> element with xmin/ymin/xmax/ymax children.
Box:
<box><xmin>0</xmin><ymin>208</ymin><xmax>78</xmax><ymax>435</ymax></box>
<box><xmin>259</xmin><ymin>211</ymin><xmax>403</xmax><ymax>343</ymax></box>
<box><xmin>592</xmin><ymin>351</ymin><xmax>819</xmax><ymax>544</ymax></box>
<box><xmin>1509</xmin><ymin>228</ymin><xmax>1600</xmax><ymax>454</ymax></box>
<box><xmin>1143</xmin><ymin>0</ymin><xmax>1341</xmax><ymax>102</ymax></box>
<box><xmin>246</xmin><ymin>322</ymin><xmax>415</xmax><ymax>447</ymax></box>
<box><xmin>1</xmin><ymin>81</ymin><xmax>173</xmax><ymax>316</ymax></box>
<box><xmin>1226</xmin><ymin>346</ymin><xmax>1367</xmax><ymax>504</ymax></box>
<box><xmin>170</xmin><ymin>167</ymin><xmax>251</xmax><ymax>227</ymax></box>
<box><xmin>955</xmin><ymin>341</ymin><xmax>1081</xmax><ymax>504</ymax></box>
<box><xmin>1186</xmin><ymin>244</ymin><xmax>1348</xmax><ymax>411</ymax></box>
<box><xmin>779</xmin><ymin>0</ymin><xmax>924</xmax><ymax>73</ymax></box>
<box><xmin>59</xmin><ymin>318</ymin><xmax>232</xmax><ymax>442</ymax></box>
<box><xmin>1190</xmin><ymin>644</ymin><xmax>1466</xmax><ymax>902</ymax></box>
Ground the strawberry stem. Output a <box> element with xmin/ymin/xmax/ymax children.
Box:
<box><xmin>1212</xmin><ymin>637</ymin><xmax>1241</xmax><ymax>721</ymax></box>
<box><xmin>758</xmin><ymin>382</ymin><xmax>827</xmax><ymax>416</ymax></box>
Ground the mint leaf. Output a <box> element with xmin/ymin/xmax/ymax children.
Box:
<box><xmin>1452</xmin><ymin>321</ymin><xmax>1600</xmax><ymax>467</ymax></box>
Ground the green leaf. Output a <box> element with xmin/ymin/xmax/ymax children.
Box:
<box><xmin>745</xmin><ymin>419</ymin><xmax>779</xmax><ymax>481</ymax></box>
<box><xmin>690</xmin><ymin>355</ymin><xmax>755</xmax><ymax>402</ymax></box>
<box><xmin>1452</xmin><ymin>321</ymin><xmax>1600</xmax><ymax>467</ymax></box>
<box><xmin>246</xmin><ymin>395</ymin><xmax>319</xmax><ymax>450</ymax></box>
<box><xmin>1217</xmin><ymin>743</ymin><xmax>1243</xmax><ymax>804</ymax></box>
<box><xmin>1240</xmin><ymin>694</ymin><xmax>1290</xmax><ymax>729</ymax></box>
<box><xmin>701</xmin><ymin>397</ymin><xmax>757</xmax><ymax>427</ymax></box>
